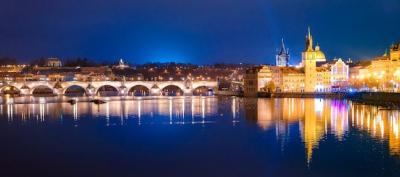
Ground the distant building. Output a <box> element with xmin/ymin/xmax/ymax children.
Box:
<box><xmin>276</xmin><ymin>38</ymin><xmax>289</xmax><ymax>67</ymax></box>
<box><xmin>46</xmin><ymin>58</ymin><xmax>62</xmax><ymax>67</ymax></box>
<box><xmin>114</xmin><ymin>58</ymin><xmax>129</xmax><ymax>69</ymax></box>
<box><xmin>0</xmin><ymin>65</ymin><xmax>26</xmax><ymax>73</ymax></box>
<box><xmin>390</xmin><ymin>42</ymin><xmax>400</xmax><ymax>61</ymax></box>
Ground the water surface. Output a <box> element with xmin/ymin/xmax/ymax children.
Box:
<box><xmin>1</xmin><ymin>96</ymin><xmax>400</xmax><ymax>177</ymax></box>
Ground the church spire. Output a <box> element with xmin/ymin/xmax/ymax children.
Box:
<box><xmin>305</xmin><ymin>26</ymin><xmax>314</xmax><ymax>52</ymax></box>
<box><xmin>276</xmin><ymin>38</ymin><xmax>290</xmax><ymax>67</ymax></box>
<box><xmin>279</xmin><ymin>38</ymin><xmax>288</xmax><ymax>55</ymax></box>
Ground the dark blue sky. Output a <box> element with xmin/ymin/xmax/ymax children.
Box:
<box><xmin>0</xmin><ymin>0</ymin><xmax>399</xmax><ymax>64</ymax></box>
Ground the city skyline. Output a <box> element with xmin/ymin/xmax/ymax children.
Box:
<box><xmin>0</xmin><ymin>0</ymin><xmax>399</xmax><ymax>64</ymax></box>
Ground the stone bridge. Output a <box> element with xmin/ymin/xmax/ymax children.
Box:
<box><xmin>0</xmin><ymin>80</ymin><xmax>218</xmax><ymax>96</ymax></box>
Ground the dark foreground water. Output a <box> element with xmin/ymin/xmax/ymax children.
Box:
<box><xmin>1</xmin><ymin>96</ymin><xmax>400</xmax><ymax>177</ymax></box>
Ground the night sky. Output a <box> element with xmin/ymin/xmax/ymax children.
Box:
<box><xmin>0</xmin><ymin>0</ymin><xmax>399</xmax><ymax>64</ymax></box>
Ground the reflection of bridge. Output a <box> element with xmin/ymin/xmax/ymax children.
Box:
<box><xmin>0</xmin><ymin>80</ymin><xmax>218</xmax><ymax>96</ymax></box>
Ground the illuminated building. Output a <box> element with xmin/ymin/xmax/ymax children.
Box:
<box><xmin>302</xmin><ymin>27</ymin><xmax>327</xmax><ymax>92</ymax></box>
<box><xmin>276</xmin><ymin>38</ymin><xmax>290</xmax><ymax>67</ymax></box>
<box><xmin>315</xmin><ymin>67</ymin><xmax>330</xmax><ymax>92</ymax></box>
<box><xmin>278</xmin><ymin>67</ymin><xmax>305</xmax><ymax>92</ymax></box>
<box><xmin>330</xmin><ymin>58</ymin><xmax>349</xmax><ymax>90</ymax></box>
<box><xmin>46</xmin><ymin>58</ymin><xmax>62</xmax><ymax>67</ymax></box>
<box><xmin>243</xmin><ymin>27</ymin><xmax>351</xmax><ymax>95</ymax></box>
<box><xmin>114</xmin><ymin>58</ymin><xmax>130</xmax><ymax>69</ymax></box>
<box><xmin>257</xmin><ymin>66</ymin><xmax>274</xmax><ymax>92</ymax></box>
<box><xmin>243</xmin><ymin>66</ymin><xmax>273</xmax><ymax>96</ymax></box>
<box><xmin>244</xmin><ymin>66</ymin><xmax>305</xmax><ymax>94</ymax></box>
<box><xmin>390</xmin><ymin>42</ymin><xmax>400</xmax><ymax>61</ymax></box>
<box><xmin>0</xmin><ymin>65</ymin><xmax>26</xmax><ymax>73</ymax></box>
<box><xmin>351</xmin><ymin>42</ymin><xmax>400</xmax><ymax>91</ymax></box>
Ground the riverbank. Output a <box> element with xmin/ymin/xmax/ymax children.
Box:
<box><xmin>214</xmin><ymin>90</ymin><xmax>243</xmax><ymax>96</ymax></box>
<box><xmin>262</xmin><ymin>92</ymin><xmax>347</xmax><ymax>99</ymax></box>
<box><xmin>2</xmin><ymin>92</ymin><xmax>400</xmax><ymax>109</ymax></box>
<box><xmin>257</xmin><ymin>91</ymin><xmax>400</xmax><ymax>109</ymax></box>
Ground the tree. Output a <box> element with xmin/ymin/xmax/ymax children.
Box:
<box><xmin>265</xmin><ymin>81</ymin><xmax>275</xmax><ymax>93</ymax></box>
<box><xmin>29</xmin><ymin>57</ymin><xmax>47</xmax><ymax>66</ymax></box>
<box><xmin>64</xmin><ymin>58</ymin><xmax>99</xmax><ymax>67</ymax></box>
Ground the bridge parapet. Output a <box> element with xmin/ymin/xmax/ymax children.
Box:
<box><xmin>1</xmin><ymin>80</ymin><xmax>219</xmax><ymax>96</ymax></box>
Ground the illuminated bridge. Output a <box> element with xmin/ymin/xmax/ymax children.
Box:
<box><xmin>0</xmin><ymin>80</ymin><xmax>218</xmax><ymax>96</ymax></box>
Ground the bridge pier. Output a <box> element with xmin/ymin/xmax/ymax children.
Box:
<box><xmin>53</xmin><ymin>88</ymin><xmax>63</xmax><ymax>95</ymax></box>
<box><xmin>119</xmin><ymin>86</ymin><xmax>128</xmax><ymax>96</ymax></box>
<box><xmin>150</xmin><ymin>88</ymin><xmax>161</xmax><ymax>96</ymax></box>
<box><xmin>20</xmin><ymin>88</ymin><xmax>30</xmax><ymax>95</ymax></box>
<box><xmin>86</xmin><ymin>86</ymin><xmax>96</xmax><ymax>96</ymax></box>
<box><xmin>184</xmin><ymin>89</ymin><xmax>193</xmax><ymax>96</ymax></box>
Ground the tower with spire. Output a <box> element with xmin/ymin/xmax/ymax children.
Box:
<box><xmin>276</xmin><ymin>38</ymin><xmax>290</xmax><ymax>67</ymax></box>
<box><xmin>302</xmin><ymin>27</ymin><xmax>317</xmax><ymax>92</ymax></box>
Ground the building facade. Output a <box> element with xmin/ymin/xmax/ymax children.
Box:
<box><xmin>351</xmin><ymin>42</ymin><xmax>400</xmax><ymax>91</ymax></box>
<box><xmin>243</xmin><ymin>67</ymin><xmax>260</xmax><ymax>97</ymax></box>
<box><xmin>331</xmin><ymin>58</ymin><xmax>349</xmax><ymax>90</ymax></box>
<box><xmin>390</xmin><ymin>43</ymin><xmax>400</xmax><ymax>61</ymax></box>
<box><xmin>46</xmin><ymin>58</ymin><xmax>62</xmax><ymax>67</ymax></box>
<box><xmin>243</xmin><ymin>27</ymin><xmax>351</xmax><ymax>96</ymax></box>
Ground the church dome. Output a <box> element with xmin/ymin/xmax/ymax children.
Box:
<box><xmin>314</xmin><ymin>44</ymin><xmax>326</xmax><ymax>62</ymax></box>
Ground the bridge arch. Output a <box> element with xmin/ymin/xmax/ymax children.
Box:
<box><xmin>128</xmin><ymin>85</ymin><xmax>150</xmax><ymax>96</ymax></box>
<box><xmin>96</xmin><ymin>85</ymin><xmax>119</xmax><ymax>97</ymax></box>
<box><xmin>161</xmin><ymin>85</ymin><xmax>184</xmax><ymax>96</ymax></box>
<box><xmin>64</xmin><ymin>85</ymin><xmax>86</xmax><ymax>96</ymax></box>
<box><xmin>0</xmin><ymin>85</ymin><xmax>21</xmax><ymax>95</ymax></box>
<box><xmin>31</xmin><ymin>85</ymin><xmax>54</xmax><ymax>95</ymax></box>
<box><xmin>193</xmin><ymin>86</ymin><xmax>214</xmax><ymax>96</ymax></box>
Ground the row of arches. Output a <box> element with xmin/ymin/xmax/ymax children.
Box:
<box><xmin>0</xmin><ymin>85</ymin><xmax>214</xmax><ymax>96</ymax></box>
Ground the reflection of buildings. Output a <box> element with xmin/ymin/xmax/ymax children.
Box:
<box><xmin>244</xmin><ymin>98</ymin><xmax>357</xmax><ymax>164</ymax></box>
<box><xmin>352</xmin><ymin>104</ymin><xmax>400</xmax><ymax>156</ymax></box>
<box><xmin>3</xmin><ymin>97</ymin><xmax>400</xmax><ymax>162</ymax></box>
<box><xmin>244</xmin><ymin>98</ymin><xmax>303</xmax><ymax>131</ymax></box>
<box><xmin>300</xmin><ymin>99</ymin><xmax>325</xmax><ymax>164</ymax></box>
<box><xmin>245</xmin><ymin>97</ymin><xmax>400</xmax><ymax>162</ymax></box>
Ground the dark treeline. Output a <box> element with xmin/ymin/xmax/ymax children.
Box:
<box><xmin>37</xmin><ymin>57</ymin><xmax>112</xmax><ymax>67</ymax></box>
<box><xmin>0</xmin><ymin>57</ymin><xmax>254</xmax><ymax>67</ymax></box>
<box><xmin>0</xmin><ymin>57</ymin><xmax>19</xmax><ymax>65</ymax></box>
<box><xmin>63</xmin><ymin>58</ymin><xmax>107</xmax><ymax>67</ymax></box>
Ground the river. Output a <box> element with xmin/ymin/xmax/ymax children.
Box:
<box><xmin>0</xmin><ymin>96</ymin><xmax>399</xmax><ymax>177</ymax></box>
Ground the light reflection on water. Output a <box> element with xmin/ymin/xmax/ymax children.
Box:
<box><xmin>243</xmin><ymin>98</ymin><xmax>400</xmax><ymax>162</ymax></box>
<box><xmin>1</xmin><ymin>96</ymin><xmax>400</xmax><ymax>172</ymax></box>
<box><xmin>0</xmin><ymin>96</ymin><xmax>219</xmax><ymax>125</ymax></box>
